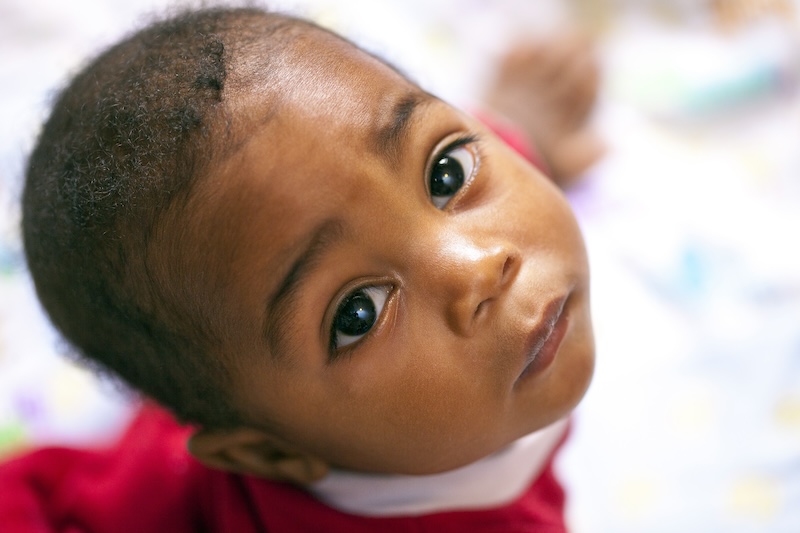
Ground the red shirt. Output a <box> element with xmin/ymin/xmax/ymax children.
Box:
<box><xmin>0</xmin><ymin>404</ymin><xmax>568</xmax><ymax>532</ymax></box>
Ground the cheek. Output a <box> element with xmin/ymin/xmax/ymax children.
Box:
<box><xmin>311</xmin><ymin>316</ymin><xmax>508</xmax><ymax>470</ymax></box>
<box><xmin>509</xmin><ymin>164</ymin><xmax>587</xmax><ymax>266</ymax></box>
<box><xmin>346</xmin><ymin>315</ymin><xmax>504</xmax><ymax>432</ymax></box>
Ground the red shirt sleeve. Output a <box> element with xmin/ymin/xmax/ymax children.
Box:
<box><xmin>0</xmin><ymin>405</ymin><xmax>568</xmax><ymax>532</ymax></box>
<box><xmin>0</xmin><ymin>404</ymin><xmax>203</xmax><ymax>533</ymax></box>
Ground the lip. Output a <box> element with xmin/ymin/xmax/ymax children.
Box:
<box><xmin>515</xmin><ymin>295</ymin><xmax>570</xmax><ymax>385</ymax></box>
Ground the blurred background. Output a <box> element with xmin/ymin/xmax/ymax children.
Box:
<box><xmin>1</xmin><ymin>0</ymin><xmax>799</xmax><ymax>531</ymax></box>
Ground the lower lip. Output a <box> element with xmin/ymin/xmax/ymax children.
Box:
<box><xmin>517</xmin><ymin>307</ymin><xmax>569</xmax><ymax>384</ymax></box>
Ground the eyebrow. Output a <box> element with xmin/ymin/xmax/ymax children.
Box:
<box><xmin>264</xmin><ymin>218</ymin><xmax>345</xmax><ymax>360</ymax></box>
<box><xmin>373</xmin><ymin>91</ymin><xmax>433</xmax><ymax>168</ymax></box>
<box><xmin>262</xmin><ymin>92</ymin><xmax>432</xmax><ymax>359</ymax></box>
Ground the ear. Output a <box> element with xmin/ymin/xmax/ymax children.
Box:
<box><xmin>188</xmin><ymin>427</ymin><xmax>329</xmax><ymax>485</ymax></box>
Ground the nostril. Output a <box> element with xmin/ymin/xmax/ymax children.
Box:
<box><xmin>502</xmin><ymin>256</ymin><xmax>512</xmax><ymax>277</ymax></box>
<box><xmin>474</xmin><ymin>299</ymin><xmax>489</xmax><ymax>321</ymax></box>
<box><xmin>501</xmin><ymin>253</ymin><xmax>516</xmax><ymax>283</ymax></box>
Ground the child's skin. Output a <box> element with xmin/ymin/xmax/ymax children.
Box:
<box><xmin>183</xmin><ymin>26</ymin><xmax>595</xmax><ymax>483</ymax></box>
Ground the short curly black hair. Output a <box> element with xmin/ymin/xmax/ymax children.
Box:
<box><xmin>22</xmin><ymin>6</ymin><xmax>325</xmax><ymax>428</ymax></box>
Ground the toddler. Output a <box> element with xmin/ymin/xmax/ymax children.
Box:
<box><xmin>1</xmin><ymin>6</ymin><xmax>596</xmax><ymax>531</ymax></box>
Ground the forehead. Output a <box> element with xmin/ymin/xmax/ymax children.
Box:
<box><xmin>227</xmin><ymin>26</ymin><xmax>419</xmax><ymax>131</ymax></box>
<box><xmin>189</xmin><ymin>26</ymin><xmax>433</xmax><ymax>347</ymax></box>
<box><xmin>219</xmin><ymin>26</ymin><xmax>430</xmax><ymax>219</ymax></box>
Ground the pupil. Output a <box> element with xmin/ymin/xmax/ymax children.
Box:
<box><xmin>335</xmin><ymin>291</ymin><xmax>377</xmax><ymax>336</ymax></box>
<box><xmin>431</xmin><ymin>156</ymin><xmax>464</xmax><ymax>196</ymax></box>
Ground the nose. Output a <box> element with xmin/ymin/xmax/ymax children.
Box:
<box><xmin>426</xmin><ymin>234</ymin><xmax>521</xmax><ymax>337</ymax></box>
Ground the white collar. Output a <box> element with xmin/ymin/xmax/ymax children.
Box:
<box><xmin>307</xmin><ymin>418</ymin><xmax>568</xmax><ymax>517</ymax></box>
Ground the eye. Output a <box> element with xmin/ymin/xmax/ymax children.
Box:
<box><xmin>331</xmin><ymin>285</ymin><xmax>391</xmax><ymax>351</ymax></box>
<box><xmin>429</xmin><ymin>140</ymin><xmax>478</xmax><ymax>209</ymax></box>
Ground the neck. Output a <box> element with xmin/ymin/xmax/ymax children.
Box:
<box><xmin>308</xmin><ymin>418</ymin><xmax>569</xmax><ymax>517</ymax></box>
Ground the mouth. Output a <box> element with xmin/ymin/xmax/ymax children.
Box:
<box><xmin>515</xmin><ymin>294</ymin><xmax>570</xmax><ymax>385</ymax></box>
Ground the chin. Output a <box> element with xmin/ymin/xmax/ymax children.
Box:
<box><xmin>523</xmin><ymin>321</ymin><xmax>595</xmax><ymax>436</ymax></box>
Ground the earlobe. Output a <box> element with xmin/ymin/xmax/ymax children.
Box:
<box><xmin>188</xmin><ymin>427</ymin><xmax>329</xmax><ymax>485</ymax></box>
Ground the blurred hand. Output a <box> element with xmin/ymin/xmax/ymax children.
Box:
<box><xmin>484</xmin><ymin>32</ymin><xmax>605</xmax><ymax>188</ymax></box>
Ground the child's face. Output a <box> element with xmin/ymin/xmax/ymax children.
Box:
<box><xmin>196</xmin><ymin>29</ymin><xmax>594</xmax><ymax>475</ymax></box>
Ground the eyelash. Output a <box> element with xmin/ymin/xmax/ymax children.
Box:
<box><xmin>428</xmin><ymin>133</ymin><xmax>481</xmax><ymax>209</ymax></box>
<box><xmin>437</xmin><ymin>133</ymin><xmax>480</xmax><ymax>156</ymax></box>
<box><xmin>328</xmin><ymin>284</ymin><xmax>393</xmax><ymax>359</ymax></box>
